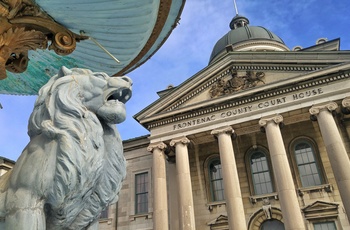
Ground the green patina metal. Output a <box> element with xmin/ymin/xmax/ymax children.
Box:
<box><xmin>2</xmin><ymin>51</ymin><xmax>84</xmax><ymax>95</ymax></box>
<box><xmin>1</xmin><ymin>0</ymin><xmax>186</xmax><ymax>95</ymax></box>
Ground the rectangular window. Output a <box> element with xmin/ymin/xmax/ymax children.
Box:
<box><xmin>294</xmin><ymin>142</ymin><xmax>322</xmax><ymax>187</ymax></box>
<box><xmin>313</xmin><ymin>221</ymin><xmax>337</xmax><ymax>230</ymax></box>
<box><xmin>209</xmin><ymin>159</ymin><xmax>225</xmax><ymax>201</ymax></box>
<box><xmin>251</xmin><ymin>151</ymin><xmax>273</xmax><ymax>195</ymax></box>
<box><xmin>135</xmin><ymin>172</ymin><xmax>148</xmax><ymax>214</ymax></box>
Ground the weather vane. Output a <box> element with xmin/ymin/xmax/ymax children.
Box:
<box><xmin>233</xmin><ymin>0</ymin><xmax>239</xmax><ymax>15</ymax></box>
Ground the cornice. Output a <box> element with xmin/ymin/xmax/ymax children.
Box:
<box><xmin>137</xmin><ymin>61</ymin><xmax>350</xmax><ymax>125</ymax></box>
<box><xmin>135</xmin><ymin>52</ymin><xmax>350</xmax><ymax>124</ymax></box>
<box><xmin>165</xmin><ymin>64</ymin><xmax>324</xmax><ymax>112</ymax></box>
<box><xmin>232</xmin><ymin>40</ymin><xmax>289</xmax><ymax>51</ymax></box>
<box><xmin>211</xmin><ymin>40</ymin><xmax>290</xmax><ymax>63</ymax></box>
<box><xmin>146</xmin><ymin>68</ymin><xmax>350</xmax><ymax>129</ymax></box>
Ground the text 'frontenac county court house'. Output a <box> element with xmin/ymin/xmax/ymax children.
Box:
<box><xmin>4</xmin><ymin>12</ymin><xmax>350</xmax><ymax>230</ymax></box>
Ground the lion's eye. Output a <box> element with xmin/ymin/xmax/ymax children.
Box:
<box><xmin>95</xmin><ymin>74</ymin><xmax>106</xmax><ymax>80</ymax></box>
<box><xmin>90</xmin><ymin>74</ymin><xmax>107</xmax><ymax>88</ymax></box>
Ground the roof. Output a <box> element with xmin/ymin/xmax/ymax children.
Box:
<box><xmin>209</xmin><ymin>14</ymin><xmax>288</xmax><ymax>63</ymax></box>
<box><xmin>0</xmin><ymin>0</ymin><xmax>186</xmax><ymax>95</ymax></box>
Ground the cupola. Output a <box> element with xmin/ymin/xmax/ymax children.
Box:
<box><xmin>209</xmin><ymin>13</ymin><xmax>289</xmax><ymax>64</ymax></box>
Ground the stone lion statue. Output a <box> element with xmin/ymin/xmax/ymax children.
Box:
<box><xmin>0</xmin><ymin>67</ymin><xmax>132</xmax><ymax>230</ymax></box>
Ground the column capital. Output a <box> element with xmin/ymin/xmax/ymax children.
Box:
<box><xmin>147</xmin><ymin>142</ymin><xmax>167</xmax><ymax>152</ymax></box>
<box><xmin>259</xmin><ymin>115</ymin><xmax>283</xmax><ymax>127</ymax></box>
<box><xmin>170</xmin><ymin>136</ymin><xmax>190</xmax><ymax>147</ymax></box>
<box><xmin>211</xmin><ymin>126</ymin><xmax>234</xmax><ymax>136</ymax></box>
<box><xmin>342</xmin><ymin>97</ymin><xmax>350</xmax><ymax>115</ymax></box>
<box><xmin>342</xmin><ymin>97</ymin><xmax>350</xmax><ymax>108</ymax></box>
<box><xmin>309</xmin><ymin>102</ymin><xmax>338</xmax><ymax>116</ymax></box>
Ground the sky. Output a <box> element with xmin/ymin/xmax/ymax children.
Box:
<box><xmin>1</xmin><ymin>0</ymin><xmax>350</xmax><ymax>161</ymax></box>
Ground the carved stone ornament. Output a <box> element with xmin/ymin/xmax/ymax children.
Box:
<box><xmin>259</xmin><ymin>114</ymin><xmax>284</xmax><ymax>127</ymax></box>
<box><xmin>341</xmin><ymin>97</ymin><xmax>350</xmax><ymax>114</ymax></box>
<box><xmin>262</xmin><ymin>198</ymin><xmax>272</xmax><ymax>220</ymax></box>
<box><xmin>309</xmin><ymin>102</ymin><xmax>338</xmax><ymax>116</ymax></box>
<box><xmin>0</xmin><ymin>0</ymin><xmax>88</xmax><ymax>79</ymax></box>
<box><xmin>170</xmin><ymin>136</ymin><xmax>190</xmax><ymax>147</ymax></box>
<box><xmin>211</xmin><ymin>126</ymin><xmax>234</xmax><ymax>136</ymax></box>
<box><xmin>147</xmin><ymin>142</ymin><xmax>167</xmax><ymax>152</ymax></box>
<box><xmin>209</xmin><ymin>70</ymin><xmax>265</xmax><ymax>98</ymax></box>
<box><xmin>0</xmin><ymin>67</ymin><xmax>132</xmax><ymax>229</ymax></box>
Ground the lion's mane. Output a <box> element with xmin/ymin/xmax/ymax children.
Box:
<box><xmin>28</xmin><ymin>69</ymin><xmax>126</xmax><ymax>229</ymax></box>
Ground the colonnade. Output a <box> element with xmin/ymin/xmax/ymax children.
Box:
<box><xmin>147</xmin><ymin>99</ymin><xmax>350</xmax><ymax>230</ymax></box>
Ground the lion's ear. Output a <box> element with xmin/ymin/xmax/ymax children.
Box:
<box><xmin>58</xmin><ymin>66</ymin><xmax>73</xmax><ymax>77</ymax></box>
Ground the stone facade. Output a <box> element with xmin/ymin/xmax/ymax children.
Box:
<box><xmin>114</xmin><ymin>114</ymin><xmax>350</xmax><ymax>229</ymax></box>
<box><xmin>110</xmin><ymin>37</ymin><xmax>350</xmax><ymax>230</ymax></box>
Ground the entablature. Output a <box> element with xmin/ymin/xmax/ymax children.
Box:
<box><xmin>144</xmin><ymin>65</ymin><xmax>350</xmax><ymax>141</ymax></box>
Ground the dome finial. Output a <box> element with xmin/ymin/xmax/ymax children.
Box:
<box><xmin>230</xmin><ymin>0</ymin><xmax>249</xmax><ymax>29</ymax></box>
<box><xmin>233</xmin><ymin>0</ymin><xmax>239</xmax><ymax>15</ymax></box>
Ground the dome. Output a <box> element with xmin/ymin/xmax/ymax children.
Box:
<box><xmin>209</xmin><ymin>14</ymin><xmax>289</xmax><ymax>63</ymax></box>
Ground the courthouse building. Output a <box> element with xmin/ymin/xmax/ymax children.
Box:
<box><xmin>105</xmin><ymin>13</ymin><xmax>350</xmax><ymax>230</ymax></box>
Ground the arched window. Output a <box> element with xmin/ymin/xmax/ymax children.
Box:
<box><xmin>292</xmin><ymin>138</ymin><xmax>324</xmax><ymax>187</ymax></box>
<box><xmin>247</xmin><ymin>207</ymin><xmax>284</xmax><ymax>230</ymax></box>
<box><xmin>248</xmin><ymin>148</ymin><xmax>274</xmax><ymax>195</ymax></box>
<box><xmin>260</xmin><ymin>219</ymin><xmax>285</xmax><ymax>230</ymax></box>
<box><xmin>208</xmin><ymin>158</ymin><xmax>225</xmax><ymax>201</ymax></box>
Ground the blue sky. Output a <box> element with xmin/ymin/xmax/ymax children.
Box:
<box><xmin>1</xmin><ymin>0</ymin><xmax>350</xmax><ymax>161</ymax></box>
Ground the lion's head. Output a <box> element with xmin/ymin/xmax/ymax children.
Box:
<box><xmin>29</xmin><ymin>66</ymin><xmax>132</xmax><ymax>137</ymax></box>
<box><xmin>26</xmin><ymin>67</ymin><xmax>132</xmax><ymax>229</ymax></box>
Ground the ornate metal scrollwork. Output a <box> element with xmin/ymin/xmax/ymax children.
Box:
<box><xmin>209</xmin><ymin>70</ymin><xmax>265</xmax><ymax>98</ymax></box>
<box><xmin>0</xmin><ymin>0</ymin><xmax>88</xmax><ymax>79</ymax></box>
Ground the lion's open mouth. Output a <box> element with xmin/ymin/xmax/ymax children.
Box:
<box><xmin>107</xmin><ymin>88</ymin><xmax>132</xmax><ymax>104</ymax></box>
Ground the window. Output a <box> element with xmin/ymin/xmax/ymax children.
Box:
<box><xmin>248</xmin><ymin>208</ymin><xmax>285</xmax><ymax>230</ymax></box>
<box><xmin>135</xmin><ymin>172</ymin><xmax>148</xmax><ymax>214</ymax></box>
<box><xmin>313</xmin><ymin>221</ymin><xmax>337</xmax><ymax>230</ymax></box>
<box><xmin>209</xmin><ymin>158</ymin><xmax>225</xmax><ymax>201</ymax></box>
<box><xmin>249</xmin><ymin>149</ymin><xmax>273</xmax><ymax>195</ymax></box>
<box><xmin>260</xmin><ymin>219</ymin><xmax>285</xmax><ymax>230</ymax></box>
<box><xmin>293</xmin><ymin>139</ymin><xmax>323</xmax><ymax>187</ymax></box>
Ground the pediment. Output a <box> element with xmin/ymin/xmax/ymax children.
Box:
<box><xmin>207</xmin><ymin>214</ymin><xmax>228</xmax><ymax>226</ymax></box>
<box><xmin>134</xmin><ymin>51</ymin><xmax>350</xmax><ymax>132</ymax></box>
<box><xmin>302</xmin><ymin>201</ymin><xmax>339</xmax><ymax>219</ymax></box>
<box><xmin>173</xmin><ymin>68</ymin><xmax>305</xmax><ymax>108</ymax></box>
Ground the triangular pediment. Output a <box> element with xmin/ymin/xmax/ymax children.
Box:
<box><xmin>135</xmin><ymin>50</ymin><xmax>350</xmax><ymax>128</ymax></box>
<box><xmin>207</xmin><ymin>214</ymin><xmax>228</xmax><ymax>226</ymax></box>
<box><xmin>302</xmin><ymin>201</ymin><xmax>339</xmax><ymax>220</ymax></box>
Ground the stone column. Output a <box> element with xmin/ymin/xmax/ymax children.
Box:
<box><xmin>170</xmin><ymin>137</ymin><xmax>196</xmax><ymax>230</ymax></box>
<box><xmin>259</xmin><ymin>115</ymin><xmax>305</xmax><ymax>230</ymax></box>
<box><xmin>211</xmin><ymin>126</ymin><xmax>247</xmax><ymax>230</ymax></box>
<box><xmin>310</xmin><ymin>102</ymin><xmax>350</xmax><ymax>220</ymax></box>
<box><xmin>147</xmin><ymin>142</ymin><xmax>169</xmax><ymax>230</ymax></box>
